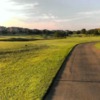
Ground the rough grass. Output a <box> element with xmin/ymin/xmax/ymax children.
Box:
<box><xmin>0</xmin><ymin>37</ymin><xmax>100</xmax><ymax>100</ymax></box>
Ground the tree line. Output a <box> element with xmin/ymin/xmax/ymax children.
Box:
<box><xmin>0</xmin><ymin>26</ymin><xmax>100</xmax><ymax>38</ymax></box>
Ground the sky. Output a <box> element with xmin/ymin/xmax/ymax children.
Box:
<box><xmin>0</xmin><ymin>0</ymin><xmax>100</xmax><ymax>30</ymax></box>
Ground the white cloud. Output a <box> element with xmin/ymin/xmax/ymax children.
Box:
<box><xmin>78</xmin><ymin>10</ymin><xmax>100</xmax><ymax>16</ymax></box>
<box><xmin>55</xmin><ymin>10</ymin><xmax>100</xmax><ymax>23</ymax></box>
<box><xmin>54</xmin><ymin>16</ymin><xmax>89</xmax><ymax>23</ymax></box>
<box><xmin>54</xmin><ymin>18</ymin><xmax>80</xmax><ymax>22</ymax></box>
<box><xmin>25</xmin><ymin>13</ymin><xmax>58</xmax><ymax>22</ymax></box>
<box><xmin>0</xmin><ymin>0</ymin><xmax>39</xmax><ymax>23</ymax></box>
<box><xmin>41</xmin><ymin>13</ymin><xmax>57</xmax><ymax>19</ymax></box>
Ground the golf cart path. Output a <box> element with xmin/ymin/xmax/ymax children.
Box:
<box><xmin>44</xmin><ymin>42</ymin><xmax>100</xmax><ymax>100</ymax></box>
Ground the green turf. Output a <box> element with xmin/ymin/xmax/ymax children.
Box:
<box><xmin>95</xmin><ymin>42</ymin><xmax>100</xmax><ymax>49</ymax></box>
<box><xmin>0</xmin><ymin>37</ymin><xmax>100</xmax><ymax>100</ymax></box>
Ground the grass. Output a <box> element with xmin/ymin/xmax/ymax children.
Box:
<box><xmin>0</xmin><ymin>35</ymin><xmax>44</xmax><ymax>41</ymax></box>
<box><xmin>95</xmin><ymin>42</ymin><xmax>100</xmax><ymax>49</ymax></box>
<box><xmin>0</xmin><ymin>36</ymin><xmax>100</xmax><ymax>100</ymax></box>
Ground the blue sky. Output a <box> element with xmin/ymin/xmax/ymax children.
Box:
<box><xmin>0</xmin><ymin>0</ymin><xmax>100</xmax><ymax>30</ymax></box>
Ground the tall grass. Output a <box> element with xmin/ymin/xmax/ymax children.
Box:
<box><xmin>0</xmin><ymin>37</ymin><xmax>100</xmax><ymax>100</ymax></box>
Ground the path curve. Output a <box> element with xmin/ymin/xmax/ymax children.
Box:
<box><xmin>44</xmin><ymin>42</ymin><xmax>100</xmax><ymax>100</ymax></box>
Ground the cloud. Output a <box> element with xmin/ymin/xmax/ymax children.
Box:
<box><xmin>8</xmin><ymin>0</ymin><xmax>84</xmax><ymax>24</ymax></box>
<box><xmin>54</xmin><ymin>17</ymin><xmax>83</xmax><ymax>23</ymax></box>
<box><xmin>54</xmin><ymin>10</ymin><xmax>100</xmax><ymax>24</ymax></box>
<box><xmin>2</xmin><ymin>0</ymin><xmax>100</xmax><ymax>30</ymax></box>
<box><xmin>78</xmin><ymin>10</ymin><xmax>100</xmax><ymax>16</ymax></box>
<box><xmin>41</xmin><ymin>14</ymin><xmax>56</xmax><ymax>19</ymax></box>
<box><xmin>8</xmin><ymin>1</ymin><xmax>39</xmax><ymax>17</ymax></box>
<box><xmin>53</xmin><ymin>15</ymin><xmax>91</xmax><ymax>23</ymax></box>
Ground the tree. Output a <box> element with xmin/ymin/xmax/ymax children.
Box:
<box><xmin>76</xmin><ymin>30</ymin><xmax>81</xmax><ymax>34</ymax></box>
<box><xmin>2</xmin><ymin>29</ymin><xmax>8</xmax><ymax>35</ymax></box>
<box><xmin>66</xmin><ymin>30</ymin><xmax>73</xmax><ymax>36</ymax></box>
<box><xmin>54</xmin><ymin>31</ymin><xmax>66</xmax><ymax>38</ymax></box>
<box><xmin>93</xmin><ymin>29</ymin><xmax>100</xmax><ymax>35</ymax></box>
<box><xmin>97</xmin><ymin>29</ymin><xmax>100</xmax><ymax>35</ymax></box>
<box><xmin>81</xmin><ymin>29</ymin><xmax>86</xmax><ymax>34</ymax></box>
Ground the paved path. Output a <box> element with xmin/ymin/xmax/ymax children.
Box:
<box><xmin>44</xmin><ymin>43</ymin><xmax>100</xmax><ymax>100</ymax></box>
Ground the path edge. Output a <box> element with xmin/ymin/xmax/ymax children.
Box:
<box><xmin>42</xmin><ymin>41</ymin><xmax>99</xmax><ymax>100</ymax></box>
<box><xmin>42</xmin><ymin>43</ymin><xmax>79</xmax><ymax>100</ymax></box>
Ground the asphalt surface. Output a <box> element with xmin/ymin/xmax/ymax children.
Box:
<box><xmin>44</xmin><ymin>42</ymin><xmax>100</xmax><ymax>100</ymax></box>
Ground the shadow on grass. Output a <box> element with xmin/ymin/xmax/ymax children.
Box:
<box><xmin>0</xmin><ymin>38</ymin><xmax>44</xmax><ymax>42</ymax></box>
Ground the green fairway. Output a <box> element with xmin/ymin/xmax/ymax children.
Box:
<box><xmin>0</xmin><ymin>37</ymin><xmax>100</xmax><ymax>100</ymax></box>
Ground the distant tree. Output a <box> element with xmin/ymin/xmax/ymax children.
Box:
<box><xmin>76</xmin><ymin>30</ymin><xmax>81</xmax><ymax>34</ymax></box>
<box><xmin>86</xmin><ymin>29</ymin><xmax>99</xmax><ymax>35</ymax></box>
<box><xmin>72</xmin><ymin>31</ymin><xmax>80</xmax><ymax>35</ymax></box>
<box><xmin>2</xmin><ymin>29</ymin><xmax>8</xmax><ymax>35</ymax></box>
<box><xmin>87</xmin><ymin>30</ymin><xmax>93</xmax><ymax>35</ymax></box>
<box><xmin>12</xmin><ymin>32</ymin><xmax>16</xmax><ymax>35</ymax></box>
<box><xmin>81</xmin><ymin>29</ymin><xmax>86</xmax><ymax>34</ymax></box>
<box><xmin>93</xmin><ymin>29</ymin><xmax>100</xmax><ymax>35</ymax></box>
<box><xmin>67</xmin><ymin>30</ymin><xmax>73</xmax><ymax>36</ymax></box>
<box><xmin>97</xmin><ymin>29</ymin><xmax>100</xmax><ymax>35</ymax></box>
<box><xmin>33</xmin><ymin>29</ymin><xmax>42</xmax><ymax>35</ymax></box>
<box><xmin>54</xmin><ymin>31</ymin><xmax>66</xmax><ymax>38</ymax></box>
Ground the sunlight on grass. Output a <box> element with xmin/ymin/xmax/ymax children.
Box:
<box><xmin>0</xmin><ymin>36</ymin><xmax>100</xmax><ymax>100</ymax></box>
